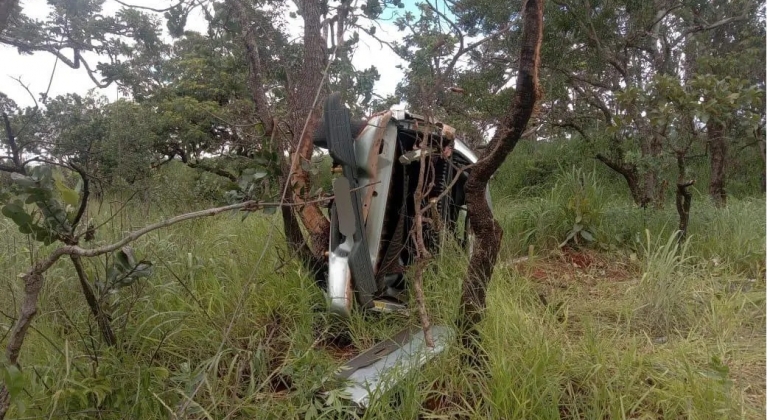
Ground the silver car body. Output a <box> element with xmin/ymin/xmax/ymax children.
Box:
<box><xmin>327</xmin><ymin>111</ymin><xmax>485</xmax><ymax>317</ymax></box>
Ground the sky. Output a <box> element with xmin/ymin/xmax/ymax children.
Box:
<box><xmin>0</xmin><ymin>0</ymin><xmax>409</xmax><ymax>108</ymax></box>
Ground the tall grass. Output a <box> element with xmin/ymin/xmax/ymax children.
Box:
<box><xmin>0</xmin><ymin>150</ymin><xmax>765</xmax><ymax>418</ymax></box>
<box><xmin>630</xmin><ymin>229</ymin><xmax>695</xmax><ymax>335</ymax></box>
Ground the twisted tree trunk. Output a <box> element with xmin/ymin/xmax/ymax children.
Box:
<box><xmin>458</xmin><ymin>0</ymin><xmax>543</xmax><ymax>359</ymax></box>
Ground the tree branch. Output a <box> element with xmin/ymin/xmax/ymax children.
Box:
<box><xmin>674</xmin><ymin>15</ymin><xmax>748</xmax><ymax>44</ymax></box>
<box><xmin>69</xmin><ymin>255</ymin><xmax>116</xmax><ymax>345</ymax></box>
<box><xmin>111</xmin><ymin>0</ymin><xmax>187</xmax><ymax>13</ymax></box>
<box><xmin>595</xmin><ymin>153</ymin><xmax>624</xmax><ymax>173</ymax></box>
<box><xmin>558</xmin><ymin>69</ymin><xmax>615</xmax><ymax>91</ymax></box>
<box><xmin>0</xmin><ymin>38</ymin><xmax>111</xmax><ymax>88</ymax></box>
<box><xmin>186</xmin><ymin>161</ymin><xmax>237</xmax><ymax>182</ymax></box>
<box><xmin>444</xmin><ymin>22</ymin><xmax>512</xmax><ymax>81</ymax></box>
<box><xmin>0</xmin><ymin>193</ymin><xmax>346</xmax><ymax>412</ymax></box>
<box><xmin>570</xmin><ymin>82</ymin><xmax>613</xmax><ymax>124</ymax></box>
<box><xmin>69</xmin><ymin>162</ymin><xmax>90</xmax><ymax>229</ymax></box>
<box><xmin>232</xmin><ymin>0</ymin><xmax>274</xmax><ymax>135</ymax></box>
<box><xmin>553</xmin><ymin>121</ymin><xmax>589</xmax><ymax>141</ymax></box>
<box><xmin>0</xmin><ymin>163</ymin><xmax>23</xmax><ymax>173</ymax></box>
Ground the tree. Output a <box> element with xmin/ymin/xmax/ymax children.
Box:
<box><xmin>538</xmin><ymin>0</ymin><xmax>764</xmax><ymax>208</ymax></box>
<box><xmin>382</xmin><ymin>0</ymin><xmax>522</xmax><ymax>148</ymax></box>
<box><xmin>1</xmin><ymin>0</ymin><xmax>408</xmax><ymax>275</ymax></box>
<box><xmin>457</xmin><ymin>0</ymin><xmax>543</xmax><ymax>356</ymax></box>
<box><xmin>1</xmin><ymin>0</ymin><xmax>164</xmax><ymax>88</ymax></box>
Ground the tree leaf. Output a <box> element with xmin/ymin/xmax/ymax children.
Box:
<box><xmin>10</xmin><ymin>173</ymin><xmax>36</xmax><ymax>189</ymax></box>
<box><xmin>114</xmin><ymin>248</ymin><xmax>133</xmax><ymax>270</ymax></box>
<box><xmin>580</xmin><ymin>230</ymin><xmax>595</xmax><ymax>242</ymax></box>
<box><xmin>107</xmin><ymin>248</ymin><xmax>153</xmax><ymax>290</ymax></box>
<box><xmin>2</xmin><ymin>202</ymin><xmax>33</xmax><ymax>230</ymax></box>
<box><xmin>55</xmin><ymin>179</ymin><xmax>80</xmax><ymax>207</ymax></box>
<box><xmin>559</xmin><ymin>230</ymin><xmax>576</xmax><ymax>248</ymax></box>
<box><xmin>1</xmin><ymin>363</ymin><xmax>26</xmax><ymax>413</ymax></box>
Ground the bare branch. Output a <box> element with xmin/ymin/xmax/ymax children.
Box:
<box><xmin>558</xmin><ymin>69</ymin><xmax>615</xmax><ymax>91</ymax></box>
<box><xmin>553</xmin><ymin>121</ymin><xmax>589</xmax><ymax>141</ymax></box>
<box><xmin>8</xmin><ymin>76</ymin><xmax>38</xmax><ymax>110</ymax></box>
<box><xmin>41</xmin><ymin>53</ymin><xmax>59</xmax><ymax>102</ymax></box>
<box><xmin>425</xmin><ymin>2</ymin><xmax>464</xmax><ymax>71</ymax></box>
<box><xmin>570</xmin><ymin>82</ymin><xmax>613</xmax><ymax>124</ymax></box>
<box><xmin>111</xmin><ymin>0</ymin><xmax>187</xmax><ymax>13</ymax></box>
<box><xmin>0</xmin><ymin>38</ymin><xmax>111</xmax><ymax>88</ymax></box>
<box><xmin>353</xmin><ymin>23</ymin><xmax>406</xmax><ymax>58</ymax></box>
<box><xmin>444</xmin><ymin>22</ymin><xmax>512</xmax><ymax>80</ymax></box>
<box><xmin>674</xmin><ymin>15</ymin><xmax>748</xmax><ymax>44</ymax></box>
<box><xmin>411</xmin><ymin>134</ymin><xmax>435</xmax><ymax>347</ymax></box>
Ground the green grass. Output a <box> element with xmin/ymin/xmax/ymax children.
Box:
<box><xmin>0</xmin><ymin>162</ymin><xmax>765</xmax><ymax>419</ymax></box>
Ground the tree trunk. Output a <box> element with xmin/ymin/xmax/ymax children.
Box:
<box><xmin>675</xmin><ymin>152</ymin><xmax>694</xmax><ymax>246</ymax></box>
<box><xmin>70</xmin><ymin>255</ymin><xmax>116</xmax><ymax>346</ymax></box>
<box><xmin>595</xmin><ymin>154</ymin><xmax>645</xmax><ymax>206</ymax></box>
<box><xmin>234</xmin><ymin>0</ymin><xmax>330</xmax><ymax>260</ymax></box>
<box><xmin>0</xmin><ymin>271</ymin><xmax>45</xmax><ymax>419</ymax></box>
<box><xmin>639</xmin><ymin>131</ymin><xmax>664</xmax><ymax>208</ymax></box>
<box><xmin>232</xmin><ymin>0</ymin><xmax>274</xmax><ymax>136</ymax></box>
<box><xmin>758</xmin><ymin>138</ymin><xmax>766</xmax><ymax>193</ymax></box>
<box><xmin>707</xmin><ymin>120</ymin><xmax>727</xmax><ymax>207</ymax></box>
<box><xmin>0</xmin><ymin>388</ymin><xmax>7</xmax><ymax>420</ymax></box>
<box><xmin>676</xmin><ymin>181</ymin><xmax>694</xmax><ymax>245</ymax></box>
<box><xmin>650</xmin><ymin>134</ymin><xmax>664</xmax><ymax>209</ymax></box>
<box><xmin>287</xmin><ymin>0</ymin><xmax>330</xmax><ymax>257</ymax></box>
<box><xmin>280</xmin><ymin>192</ymin><xmax>323</xmax><ymax>274</ymax></box>
<box><xmin>458</xmin><ymin>0</ymin><xmax>543</xmax><ymax>359</ymax></box>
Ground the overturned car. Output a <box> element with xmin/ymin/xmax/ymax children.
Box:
<box><xmin>313</xmin><ymin>93</ymin><xmax>490</xmax><ymax>318</ymax></box>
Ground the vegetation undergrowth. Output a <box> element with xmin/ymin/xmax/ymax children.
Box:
<box><xmin>0</xmin><ymin>160</ymin><xmax>765</xmax><ymax>419</ymax></box>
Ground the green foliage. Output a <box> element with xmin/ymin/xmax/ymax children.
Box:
<box><xmin>552</xmin><ymin>167</ymin><xmax>603</xmax><ymax>248</ymax></box>
<box><xmin>0</xmin><ymin>360</ymin><xmax>25</xmax><ymax>414</ymax></box>
<box><xmin>2</xmin><ymin>0</ymin><xmax>163</xmax><ymax>87</ymax></box>
<box><xmin>102</xmin><ymin>247</ymin><xmax>153</xmax><ymax>292</ymax></box>
<box><xmin>1</xmin><ymin>165</ymin><xmax>76</xmax><ymax>244</ymax></box>
<box><xmin>491</xmin><ymin>139</ymin><xmax>590</xmax><ymax>198</ymax></box>
<box><xmin>0</xmin><ymin>174</ymin><xmax>763</xmax><ymax>418</ymax></box>
<box><xmin>531</xmin><ymin>0</ymin><xmax>766</xmax><ymax>206</ymax></box>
